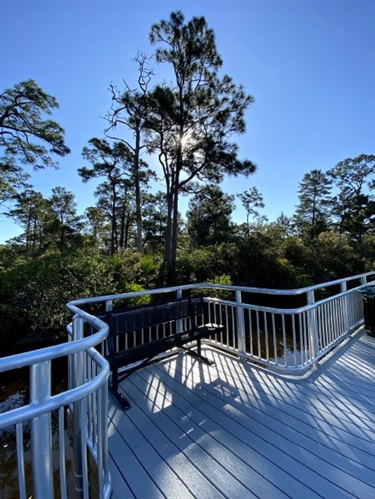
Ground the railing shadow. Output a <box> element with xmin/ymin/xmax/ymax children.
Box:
<box><xmin>107</xmin><ymin>338</ymin><xmax>375</xmax><ymax>497</ymax></box>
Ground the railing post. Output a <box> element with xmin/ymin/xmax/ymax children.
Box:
<box><xmin>307</xmin><ymin>290</ymin><xmax>319</xmax><ymax>361</ymax></box>
<box><xmin>235</xmin><ymin>290</ymin><xmax>246</xmax><ymax>360</ymax></box>
<box><xmin>72</xmin><ymin>315</ymin><xmax>85</xmax><ymax>497</ymax></box>
<box><xmin>30</xmin><ymin>360</ymin><xmax>53</xmax><ymax>499</ymax></box>
<box><xmin>176</xmin><ymin>289</ymin><xmax>183</xmax><ymax>333</ymax></box>
<box><xmin>341</xmin><ymin>282</ymin><xmax>350</xmax><ymax>334</ymax></box>
<box><xmin>98</xmin><ymin>382</ymin><xmax>109</xmax><ymax>497</ymax></box>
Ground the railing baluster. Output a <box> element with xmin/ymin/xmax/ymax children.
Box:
<box><xmin>16</xmin><ymin>423</ymin><xmax>26</xmax><ymax>499</ymax></box>
<box><xmin>281</xmin><ymin>315</ymin><xmax>287</xmax><ymax>366</ymax></box>
<box><xmin>249</xmin><ymin>308</ymin><xmax>253</xmax><ymax>356</ymax></box>
<box><xmin>264</xmin><ymin>311</ymin><xmax>269</xmax><ymax>361</ymax></box>
<box><xmin>292</xmin><ymin>315</ymin><xmax>297</xmax><ymax>366</ymax></box>
<box><xmin>80</xmin><ymin>397</ymin><xmax>89</xmax><ymax>499</ymax></box>
<box><xmin>307</xmin><ymin>290</ymin><xmax>319</xmax><ymax>362</ymax></box>
<box><xmin>235</xmin><ymin>290</ymin><xmax>246</xmax><ymax>359</ymax></box>
<box><xmin>272</xmin><ymin>314</ymin><xmax>277</xmax><ymax>364</ymax></box>
<box><xmin>93</xmin><ymin>388</ymin><xmax>102</xmax><ymax>498</ymax></box>
<box><xmin>302</xmin><ymin>312</ymin><xmax>308</xmax><ymax>364</ymax></box>
<box><xmin>59</xmin><ymin>406</ymin><xmax>68</xmax><ymax>499</ymax></box>
<box><xmin>97</xmin><ymin>383</ymin><xmax>108</xmax><ymax>499</ymax></box>
<box><xmin>256</xmin><ymin>310</ymin><xmax>261</xmax><ymax>358</ymax></box>
<box><xmin>231</xmin><ymin>304</ymin><xmax>236</xmax><ymax>350</ymax></box>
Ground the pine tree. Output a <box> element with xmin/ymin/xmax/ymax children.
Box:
<box><xmin>146</xmin><ymin>11</ymin><xmax>256</xmax><ymax>281</ymax></box>
<box><xmin>294</xmin><ymin>169</ymin><xmax>332</xmax><ymax>239</ymax></box>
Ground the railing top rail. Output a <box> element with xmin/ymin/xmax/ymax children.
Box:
<box><xmin>0</xmin><ymin>347</ymin><xmax>109</xmax><ymax>429</ymax></box>
<box><xmin>68</xmin><ymin>271</ymin><xmax>375</xmax><ymax>308</ymax></box>
<box><xmin>0</xmin><ymin>316</ymin><xmax>108</xmax><ymax>373</ymax></box>
<box><xmin>210</xmin><ymin>282</ymin><xmax>368</xmax><ymax>315</ymax></box>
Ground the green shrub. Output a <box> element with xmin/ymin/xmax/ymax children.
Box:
<box><xmin>0</xmin><ymin>250</ymin><xmax>116</xmax><ymax>342</ymax></box>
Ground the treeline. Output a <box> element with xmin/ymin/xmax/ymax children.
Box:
<box><xmin>0</xmin><ymin>11</ymin><xmax>374</xmax><ymax>346</ymax></box>
<box><xmin>2</xmin><ymin>154</ymin><xmax>374</xmax><ymax>260</ymax></box>
<box><xmin>1</xmin><ymin>196</ymin><xmax>374</xmax><ymax>346</ymax></box>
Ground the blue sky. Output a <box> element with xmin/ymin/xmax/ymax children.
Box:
<box><xmin>0</xmin><ymin>0</ymin><xmax>374</xmax><ymax>243</ymax></box>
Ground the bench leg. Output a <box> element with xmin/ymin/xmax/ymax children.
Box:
<box><xmin>111</xmin><ymin>356</ymin><xmax>160</xmax><ymax>410</ymax></box>
<box><xmin>180</xmin><ymin>340</ymin><xmax>214</xmax><ymax>366</ymax></box>
<box><xmin>110</xmin><ymin>369</ymin><xmax>131</xmax><ymax>411</ymax></box>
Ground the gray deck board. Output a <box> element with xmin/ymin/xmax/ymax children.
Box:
<box><xmin>108</xmin><ymin>330</ymin><xmax>375</xmax><ymax>498</ymax></box>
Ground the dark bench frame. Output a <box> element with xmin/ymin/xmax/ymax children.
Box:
<box><xmin>95</xmin><ymin>296</ymin><xmax>224</xmax><ymax>410</ymax></box>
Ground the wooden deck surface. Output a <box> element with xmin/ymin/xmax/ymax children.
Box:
<box><xmin>107</xmin><ymin>330</ymin><xmax>375</xmax><ymax>499</ymax></box>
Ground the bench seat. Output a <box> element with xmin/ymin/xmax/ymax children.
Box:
<box><xmin>94</xmin><ymin>296</ymin><xmax>223</xmax><ymax>410</ymax></box>
<box><xmin>107</xmin><ymin>324</ymin><xmax>220</xmax><ymax>368</ymax></box>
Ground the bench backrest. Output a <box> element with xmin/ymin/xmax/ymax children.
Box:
<box><xmin>95</xmin><ymin>296</ymin><xmax>207</xmax><ymax>338</ymax></box>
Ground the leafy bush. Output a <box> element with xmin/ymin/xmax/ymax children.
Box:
<box><xmin>0</xmin><ymin>250</ymin><xmax>116</xmax><ymax>344</ymax></box>
<box><xmin>111</xmin><ymin>250</ymin><xmax>159</xmax><ymax>289</ymax></box>
<box><xmin>195</xmin><ymin>274</ymin><xmax>234</xmax><ymax>300</ymax></box>
<box><xmin>116</xmin><ymin>282</ymin><xmax>151</xmax><ymax>307</ymax></box>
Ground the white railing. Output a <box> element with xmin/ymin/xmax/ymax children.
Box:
<box><xmin>69</xmin><ymin>271</ymin><xmax>375</xmax><ymax>376</ymax></box>
<box><xmin>0</xmin><ymin>311</ymin><xmax>111</xmax><ymax>499</ymax></box>
<box><xmin>206</xmin><ymin>282</ymin><xmax>367</xmax><ymax>372</ymax></box>
<box><xmin>1</xmin><ymin>271</ymin><xmax>374</xmax><ymax>498</ymax></box>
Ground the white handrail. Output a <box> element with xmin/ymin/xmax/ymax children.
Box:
<box><xmin>68</xmin><ymin>271</ymin><xmax>375</xmax><ymax>307</ymax></box>
<box><xmin>0</xmin><ymin>320</ymin><xmax>108</xmax><ymax>373</ymax></box>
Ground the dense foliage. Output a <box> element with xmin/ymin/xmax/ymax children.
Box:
<box><xmin>1</xmin><ymin>222</ymin><xmax>373</xmax><ymax>349</ymax></box>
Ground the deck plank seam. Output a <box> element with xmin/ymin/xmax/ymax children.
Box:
<box><xmin>108</xmin><ymin>414</ymin><xmax>169</xmax><ymax>498</ymax></box>
<box><xmin>198</xmin><ymin>348</ymin><xmax>375</xmax><ymax>441</ymax></box>
<box><xmin>208</xmin><ymin>347</ymin><xmax>375</xmax><ymax>432</ymax></box>
<box><xmin>154</xmin><ymin>355</ymin><xmax>375</xmax><ymax>483</ymax></box>
<box><xmin>129</xmin><ymin>364</ymin><xmax>348</xmax><ymax>498</ymax></box>
<box><xmin>107</xmin><ymin>337</ymin><xmax>375</xmax><ymax>499</ymax></box>
<box><xmin>122</xmin><ymin>377</ymin><xmax>267</xmax><ymax>499</ymax></box>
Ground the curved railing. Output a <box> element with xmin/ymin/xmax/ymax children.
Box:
<box><xmin>0</xmin><ymin>312</ymin><xmax>111</xmax><ymax>499</ymax></box>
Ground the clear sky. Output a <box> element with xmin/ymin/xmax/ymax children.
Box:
<box><xmin>0</xmin><ymin>0</ymin><xmax>374</xmax><ymax>243</ymax></box>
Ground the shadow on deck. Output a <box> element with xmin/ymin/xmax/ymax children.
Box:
<box><xmin>108</xmin><ymin>329</ymin><xmax>375</xmax><ymax>499</ymax></box>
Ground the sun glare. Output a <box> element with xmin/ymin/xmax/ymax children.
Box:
<box><xmin>180</xmin><ymin>131</ymin><xmax>193</xmax><ymax>149</ymax></box>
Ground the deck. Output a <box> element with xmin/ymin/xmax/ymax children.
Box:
<box><xmin>107</xmin><ymin>329</ymin><xmax>375</xmax><ymax>499</ymax></box>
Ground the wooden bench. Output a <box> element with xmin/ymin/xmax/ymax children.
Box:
<box><xmin>94</xmin><ymin>296</ymin><xmax>224</xmax><ymax>410</ymax></box>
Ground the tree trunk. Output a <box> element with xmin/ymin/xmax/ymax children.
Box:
<box><xmin>119</xmin><ymin>205</ymin><xmax>126</xmax><ymax>248</ymax></box>
<box><xmin>134</xmin><ymin>127</ymin><xmax>143</xmax><ymax>252</ymax></box>
<box><xmin>124</xmin><ymin>216</ymin><xmax>131</xmax><ymax>249</ymax></box>
<box><xmin>164</xmin><ymin>190</ymin><xmax>173</xmax><ymax>265</ymax></box>
<box><xmin>60</xmin><ymin>225</ymin><xmax>64</xmax><ymax>253</ymax></box>
<box><xmin>32</xmin><ymin>218</ymin><xmax>37</xmax><ymax>255</ymax></box>
<box><xmin>170</xmin><ymin>180</ymin><xmax>179</xmax><ymax>279</ymax></box>
<box><xmin>25</xmin><ymin>216</ymin><xmax>31</xmax><ymax>260</ymax></box>
<box><xmin>110</xmin><ymin>185</ymin><xmax>118</xmax><ymax>256</ymax></box>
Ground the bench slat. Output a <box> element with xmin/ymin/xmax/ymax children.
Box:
<box><xmin>106</xmin><ymin>296</ymin><xmax>207</xmax><ymax>336</ymax></box>
<box><xmin>91</xmin><ymin>296</ymin><xmax>222</xmax><ymax>410</ymax></box>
